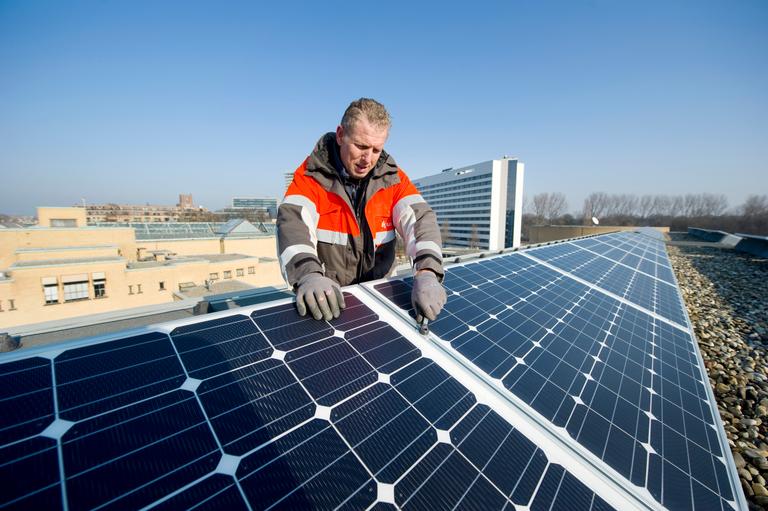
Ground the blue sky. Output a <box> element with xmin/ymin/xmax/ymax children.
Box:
<box><xmin>1</xmin><ymin>0</ymin><xmax>766</xmax><ymax>216</ymax></box>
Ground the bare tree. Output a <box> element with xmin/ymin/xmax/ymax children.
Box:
<box><xmin>638</xmin><ymin>195</ymin><xmax>654</xmax><ymax>220</ymax></box>
<box><xmin>545</xmin><ymin>193</ymin><xmax>568</xmax><ymax>221</ymax></box>
<box><xmin>669</xmin><ymin>195</ymin><xmax>684</xmax><ymax>217</ymax></box>
<box><xmin>440</xmin><ymin>220</ymin><xmax>451</xmax><ymax>246</ymax></box>
<box><xmin>651</xmin><ymin>195</ymin><xmax>671</xmax><ymax>217</ymax></box>
<box><xmin>531</xmin><ymin>194</ymin><xmax>549</xmax><ymax>223</ymax></box>
<box><xmin>469</xmin><ymin>224</ymin><xmax>479</xmax><ymax>249</ymax></box>
<box><xmin>700</xmin><ymin>194</ymin><xmax>728</xmax><ymax>216</ymax></box>
<box><xmin>582</xmin><ymin>192</ymin><xmax>610</xmax><ymax>223</ymax></box>
<box><xmin>742</xmin><ymin>195</ymin><xmax>768</xmax><ymax>217</ymax></box>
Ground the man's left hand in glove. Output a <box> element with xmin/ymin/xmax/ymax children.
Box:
<box><xmin>411</xmin><ymin>270</ymin><xmax>447</xmax><ymax>323</ymax></box>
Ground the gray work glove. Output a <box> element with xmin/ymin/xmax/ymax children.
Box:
<box><xmin>411</xmin><ymin>271</ymin><xmax>447</xmax><ymax>323</ymax></box>
<box><xmin>295</xmin><ymin>273</ymin><xmax>346</xmax><ymax>321</ymax></box>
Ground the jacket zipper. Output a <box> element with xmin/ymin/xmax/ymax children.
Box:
<box><xmin>354</xmin><ymin>178</ymin><xmax>370</xmax><ymax>284</ymax></box>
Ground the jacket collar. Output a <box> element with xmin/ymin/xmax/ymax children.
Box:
<box><xmin>306</xmin><ymin>132</ymin><xmax>400</xmax><ymax>191</ymax></box>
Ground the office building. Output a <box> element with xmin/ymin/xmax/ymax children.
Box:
<box><xmin>231</xmin><ymin>197</ymin><xmax>278</xmax><ymax>218</ymax></box>
<box><xmin>82</xmin><ymin>195</ymin><xmax>206</xmax><ymax>223</ymax></box>
<box><xmin>412</xmin><ymin>158</ymin><xmax>524</xmax><ymax>251</ymax></box>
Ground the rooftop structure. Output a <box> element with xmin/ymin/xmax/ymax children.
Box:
<box><xmin>87</xmin><ymin>221</ymin><xmax>274</xmax><ymax>240</ymax></box>
<box><xmin>0</xmin><ymin>208</ymin><xmax>282</xmax><ymax>329</ymax></box>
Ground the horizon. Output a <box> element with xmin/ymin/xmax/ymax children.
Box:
<box><xmin>1</xmin><ymin>1</ymin><xmax>766</xmax><ymax>217</ymax></box>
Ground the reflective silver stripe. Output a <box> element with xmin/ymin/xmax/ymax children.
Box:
<box><xmin>282</xmin><ymin>194</ymin><xmax>319</xmax><ymax>246</ymax></box>
<box><xmin>279</xmin><ymin>244</ymin><xmax>317</xmax><ymax>270</ymax></box>
<box><xmin>317</xmin><ymin>229</ymin><xmax>348</xmax><ymax>245</ymax></box>
<box><xmin>374</xmin><ymin>229</ymin><xmax>396</xmax><ymax>247</ymax></box>
<box><xmin>281</xmin><ymin>194</ymin><xmax>319</xmax><ymax>226</ymax></box>
<box><xmin>392</xmin><ymin>194</ymin><xmax>425</xmax><ymax>227</ymax></box>
<box><xmin>393</xmin><ymin>194</ymin><xmax>424</xmax><ymax>258</ymax></box>
<box><xmin>415</xmin><ymin>240</ymin><xmax>442</xmax><ymax>257</ymax></box>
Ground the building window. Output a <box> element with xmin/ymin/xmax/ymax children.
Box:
<box><xmin>248</xmin><ymin>266</ymin><xmax>255</xmax><ymax>274</ymax></box>
<box><xmin>63</xmin><ymin>281</ymin><xmax>89</xmax><ymax>302</ymax></box>
<box><xmin>236</xmin><ymin>268</ymin><xmax>244</xmax><ymax>277</ymax></box>
<box><xmin>209</xmin><ymin>273</ymin><xmax>219</xmax><ymax>280</ymax></box>
<box><xmin>159</xmin><ymin>281</ymin><xmax>166</xmax><ymax>290</ymax></box>
<box><xmin>44</xmin><ymin>282</ymin><xmax>59</xmax><ymax>305</ymax></box>
<box><xmin>223</xmin><ymin>271</ymin><xmax>232</xmax><ymax>279</ymax></box>
<box><xmin>51</xmin><ymin>218</ymin><xmax>77</xmax><ymax>227</ymax></box>
<box><xmin>137</xmin><ymin>284</ymin><xmax>143</xmax><ymax>294</ymax></box>
<box><xmin>8</xmin><ymin>299</ymin><xmax>15</xmax><ymax>311</ymax></box>
<box><xmin>129</xmin><ymin>285</ymin><xmax>134</xmax><ymax>295</ymax></box>
<box><xmin>93</xmin><ymin>277</ymin><xmax>106</xmax><ymax>298</ymax></box>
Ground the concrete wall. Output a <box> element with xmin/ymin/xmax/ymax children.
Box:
<box><xmin>0</xmin><ymin>228</ymin><xmax>137</xmax><ymax>268</ymax></box>
<box><xmin>528</xmin><ymin>225</ymin><xmax>670</xmax><ymax>244</ymax></box>
<box><xmin>15</xmin><ymin>245</ymin><xmax>119</xmax><ymax>263</ymax></box>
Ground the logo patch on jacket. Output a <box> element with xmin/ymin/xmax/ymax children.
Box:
<box><xmin>381</xmin><ymin>219</ymin><xmax>393</xmax><ymax>229</ymax></box>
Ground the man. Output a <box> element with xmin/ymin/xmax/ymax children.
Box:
<box><xmin>277</xmin><ymin>98</ymin><xmax>446</xmax><ymax>323</ymax></box>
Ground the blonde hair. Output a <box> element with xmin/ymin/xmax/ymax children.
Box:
<box><xmin>341</xmin><ymin>98</ymin><xmax>391</xmax><ymax>132</ymax></box>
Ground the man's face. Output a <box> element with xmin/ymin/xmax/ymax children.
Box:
<box><xmin>336</xmin><ymin>118</ymin><xmax>388</xmax><ymax>179</ymax></box>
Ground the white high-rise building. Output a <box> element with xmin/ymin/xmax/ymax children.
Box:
<box><xmin>282</xmin><ymin>171</ymin><xmax>294</xmax><ymax>198</ymax></box>
<box><xmin>412</xmin><ymin>158</ymin><xmax>524</xmax><ymax>251</ymax></box>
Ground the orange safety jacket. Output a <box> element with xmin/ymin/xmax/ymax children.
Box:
<box><xmin>277</xmin><ymin>133</ymin><xmax>443</xmax><ymax>288</ymax></box>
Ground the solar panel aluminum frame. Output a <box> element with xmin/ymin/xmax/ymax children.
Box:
<box><xmin>361</xmin><ymin>242</ymin><xmax>747</xmax><ymax>511</ymax></box>
<box><xmin>2</xmin><ymin>287</ymin><xmax>633</xmax><ymax>510</ymax></box>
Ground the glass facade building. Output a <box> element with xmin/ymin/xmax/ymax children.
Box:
<box><xmin>412</xmin><ymin>158</ymin><xmax>524</xmax><ymax>250</ymax></box>
<box><xmin>231</xmin><ymin>197</ymin><xmax>278</xmax><ymax>218</ymax></box>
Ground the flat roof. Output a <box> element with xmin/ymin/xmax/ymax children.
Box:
<box><xmin>126</xmin><ymin>253</ymin><xmax>258</xmax><ymax>269</ymax></box>
<box><xmin>10</xmin><ymin>256</ymin><xmax>126</xmax><ymax>269</ymax></box>
<box><xmin>15</xmin><ymin>244</ymin><xmax>118</xmax><ymax>253</ymax></box>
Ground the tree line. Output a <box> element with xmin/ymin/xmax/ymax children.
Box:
<box><xmin>523</xmin><ymin>192</ymin><xmax>768</xmax><ymax>235</ymax></box>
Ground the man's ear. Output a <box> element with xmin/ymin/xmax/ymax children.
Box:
<box><xmin>335</xmin><ymin>125</ymin><xmax>344</xmax><ymax>145</ymax></box>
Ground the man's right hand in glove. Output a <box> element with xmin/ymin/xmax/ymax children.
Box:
<box><xmin>295</xmin><ymin>273</ymin><xmax>346</xmax><ymax>321</ymax></box>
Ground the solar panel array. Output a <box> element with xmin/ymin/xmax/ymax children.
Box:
<box><xmin>1</xmin><ymin>231</ymin><xmax>744</xmax><ymax>510</ymax></box>
<box><xmin>371</xmin><ymin>231</ymin><xmax>744</xmax><ymax>510</ymax></box>
<box><xmin>1</xmin><ymin>292</ymin><xmax>615</xmax><ymax>510</ymax></box>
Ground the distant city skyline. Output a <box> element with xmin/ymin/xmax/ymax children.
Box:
<box><xmin>1</xmin><ymin>1</ymin><xmax>766</xmax><ymax>216</ymax></box>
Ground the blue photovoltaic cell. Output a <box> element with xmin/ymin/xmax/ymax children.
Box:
<box><xmin>0</xmin><ymin>436</ymin><xmax>61</xmax><ymax>510</ymax></box>
<box><xmin>0</xmin><ymin>293</ymin><xmax>612</xmax><ymax>510</ymax></box>
<box><xmin>55</xmin><ymin>331</ymin><xmax>185</xmax><ymax>421</ymax></box>
<box><xmin>0</xmin><ymin>357</ymin><xmax>54</xmax><ymax>443</ymax></box>
<box><xmin>373</xmin><ymin>244</ymin><xmax>736</xmax><ymax>511</ymax></box>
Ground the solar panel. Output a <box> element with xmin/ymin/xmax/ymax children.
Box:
<box><xmin>525</xmin><ymin>233</ymin><xmax>686</xmax><ymax>326</ymax></box>
<box><xmin>1</xmin><ymin>289</ymin><xmax>623</xmax><ymax>510</ymax></box>
<box><xmin>369</xmin><ymin>233</ymin><xmax>745</xmax><ymax>510</ymax></box>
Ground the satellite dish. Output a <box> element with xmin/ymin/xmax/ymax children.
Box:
<box><xmin>591</xmin><ymin>216</ymin><xmax>600</xmax><ymax>225</ymax></box>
